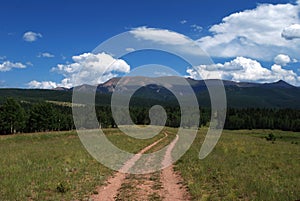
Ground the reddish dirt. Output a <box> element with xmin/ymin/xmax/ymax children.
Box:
<box><xmin>91</xmin><ymin>133</ymin><xmax>167</xmax><ymax>201</ymax></box>
<box><xmin>160</xmin><ymin>135</ymin><xmax>191</xmax><ymax>201</ymax></box>
<box><xmin>91</xmin><ymin>133</ymin><xmax>191</xmax><ymax>201</ymax></box>
<box><xmin>91</xmin><ymin>171</ymin><xmax>125</xmax><ymax>201</ymax></box>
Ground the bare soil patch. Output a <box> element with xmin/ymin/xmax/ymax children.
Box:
<box><xmin>91</xmin><ymin>133</ymin><xmax>191</xmax><ymax>201</ymax></box>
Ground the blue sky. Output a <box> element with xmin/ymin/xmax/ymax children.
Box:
<box><xmin>0</xmin><ymin>0</ymin><xmax>300</xmax><ymax>88</ymax></box>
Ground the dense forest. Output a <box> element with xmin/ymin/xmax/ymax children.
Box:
<box><xmin>0</xmin><ymin>97</ymin><xmax>299</xmax><ymax>135</ymax></box>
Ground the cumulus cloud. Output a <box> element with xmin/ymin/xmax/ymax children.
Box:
<box><xmin>0</xmin><ymin>61</ymin><xmax>26</xmax><ymax>72</ymax></box>
<box><xmin>186</xmin><ymin>57</ymin><xmax>300</xmax><ymax>86</ymax></box>
<box><xmin>37</xmin><ymin>52</ymin><xmax>55</xmax><ymax>58</ymax></box>
<box><xmin>24</xmin><ymin>1</ymin><xmax>300</xmax><ymax>88</ymax></box>
<box><xmin>28</xmin><ymin>52</ymin><xmax>130</xmax><ymax>89</ymax></box>
<box><xmin>282</xmin><ymin>24</ymin><xmax>300</xmax><ymax>40</ymax></box>
<box><xmin>271</xmin><ymin>64</ymin><xmax>300</xmax><ymax>85</ymax></box>
<box><xmin>130</xmin><ymin>0</ymin><xmax>300</xmax><ymax>61</ymax></box>
<box><xmin>274</xmin><ymin>54</ymin><xmax>291</xmax><ymax>66</ymax></box>
<box><xmin>23</xmin><ymin>31</ymin><xmax>42</xmax><ymax>42</ymax></box>
<box><xmin>28</xmin><ymin>80</ymin><xmax>58</xmax><ymax>89</ymax></box>
<box><xmin>197</xmin><ymin>3</ymin><xmax>300</xmax><ymax>60</ymax></box>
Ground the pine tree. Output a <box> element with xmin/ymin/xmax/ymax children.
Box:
<box><xmin>0</xmin><ymin>98</ymin><xmax>26</xmax><ymax>134</ymax></box>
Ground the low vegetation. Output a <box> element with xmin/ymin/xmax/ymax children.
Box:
<box><xmin>176</xmin><ymin>129</ymin><xmax>300</xmax><ymax>201</ymax></box>
<box><xmin>1</xmin><ymin>128</ymin><xmax>299</xmax><ymax>200</ymax></box>
<box><xmin>0</xmin><ymin>129</ymin><xmax>166</xmax><ymax>200</ymax></box>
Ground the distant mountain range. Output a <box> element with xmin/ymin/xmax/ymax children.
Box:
<box><xmin>1</xmin><ymin>77</ymin><xmax>300</xmax><ymax>108</ymax></box>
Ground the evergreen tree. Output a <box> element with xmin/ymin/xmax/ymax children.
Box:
<box><xmin>0</xmin><ymin>98</ymin><xmax>26</xmax><ymax>134</ymax></box>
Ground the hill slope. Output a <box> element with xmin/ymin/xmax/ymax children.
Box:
<box><xmin>0</xmin><ymin>77</ymin><xmax>299</xmax><ymax>108</ymax></box>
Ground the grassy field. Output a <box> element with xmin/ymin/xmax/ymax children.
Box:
<box><xmin>176</xmin><ymin>129</ymin><xmax>300</xmax><ymax>201</ymax></box>
<box><xmin>0</xmin><ymin>129</ymin><xmax>166</xmax><ymax>201</ymax></box>
<box><xmin>0</xmin><ymin>128</ymin><xmax>299</xmax><ymax>200</ymax></box>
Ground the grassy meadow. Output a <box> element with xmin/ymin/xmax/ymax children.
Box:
<box><xmin>0</xmin><ymin>129</ymin><xmax>165</xmax><ymax>201</ymax></box>
<box><xmin>176</xmin><ymin>129</ymin><xmax>300</xmax><ymax>201</ymax></box>
<box><xmin>0</xmin><ymin>128</ymin><xmax>299</xmax><ymax>200</ymax></box>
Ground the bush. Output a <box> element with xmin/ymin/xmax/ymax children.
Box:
<box><xmin>265</xmin><ymin>133</ymin><xmax>276</xmax><ymax>142</ymax></box>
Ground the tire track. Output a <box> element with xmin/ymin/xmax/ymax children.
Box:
<box><xmin>91</xmin><ymin>132</ymin><xmax>168</xmax><ymax>201</ymax></box>
<box><xmin>160</xmin><ymin>135</ymin><xmax>191</xmax><ymax>200</ymax></box>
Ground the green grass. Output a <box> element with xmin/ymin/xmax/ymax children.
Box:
<box><xmin>0</xmin><ymin>129</ymin><xmax>166</xmax><ymax>201</ymax></box>
<box><xmin>104</xmin><ymin>127</ymin><xmax>166</xmax><ymax>154</ymax></box>
<box><xmin>1</xmin><ymin>128</ymin><xmax>299</xmax><ymax>200</ymax></box>
<box><xmin>0</xmin><ymin>131</ymin><xmax>110</xmax><ymax>200</ymax></box>
<box><xmin>176</xmin><ymin>129</ymin><xmax>300</xmax><ymax>201</ymax></box>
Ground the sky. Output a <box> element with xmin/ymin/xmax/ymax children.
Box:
<box><xmin>1</xmin><ymin>0</ymin><xmax>300</xmax><ymax>88</ymax></box>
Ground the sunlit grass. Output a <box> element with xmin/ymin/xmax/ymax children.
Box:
<box><xmin>1</xmin><ymin>128</ymin><xmax>299</xmax><ymax>200</ymax></box>
<box><xmin>0</xmin><ymin>129</ymin><xmax>165</xmax><ymax>200</ymax></box>
<box><xmin>176</xmin><ymin>129</ymin><xmax>300</xmax><ymax>201</ymax></box>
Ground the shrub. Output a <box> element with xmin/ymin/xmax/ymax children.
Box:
<box><xmin>265</xmin><ymin>133</ymin><xmax>276</xmax><ymax>142</ymax></box>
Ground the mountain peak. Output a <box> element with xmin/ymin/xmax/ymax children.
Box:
<box><xmin>264</xmin><ymin>80</ymin><xmax>295</xmax><ymax>88</ymax></box>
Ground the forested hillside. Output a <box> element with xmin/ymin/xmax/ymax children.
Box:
<box><xmin>0</xmin><ymin>97</ymin><xmax>299</xmax><ymax>135</ymax></box>
<box><xmin>1</xmin><ymin>78</ymin><xmax>300</xmax><ymax>134</ymax></box>
<box><xmin>1</xmin><ymin>78</ymin><xmax>300</xmax><ymax>108</ymax></box>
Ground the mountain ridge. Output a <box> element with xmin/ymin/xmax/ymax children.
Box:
<box><xmin>1</xmin><ymin>77</ymin><xmax>299</xmax><ymax>108</ymax></box>
<box><xmin>52</xmin><ymin>77</ymin><xmax>298</xmax><ymax>92</ymax></box>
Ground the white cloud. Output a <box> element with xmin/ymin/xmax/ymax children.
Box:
<box><xmin>197</xmin><ymin>2</ymin><xmax>300</xmax><ymax>60</ymax></box>
<box><xmin>128</xmin><ymin>2</ymin><xmax>300</xmax><ymax>61</ymax></box>
<box><xmin>180</xmin><ymin>20</ymin><xmax>187</xmax><ymax>24</ymax></box>
<box><xmin>23</xmin><ymin>31</ymin><xmax>42</xmax><ymax>42</ymax></box>
<box><xmin>38</xmin><ymin>52</ymin><xmax>55</xmax><ymax>58</ymax></box>
<box><xmin>26</xmin><ymin>61</ymin><xmax>33</xmax><ymax>66</ymax></box>
<box><xmin>0</xmin><ymin>61</ymin><xmax>26</xmax><ymax>72</ymax></box>
<box><xmin>282</xmin><ymin>24</ymin><xmax>300</xmax><ymax>40</ymax></box>
<box><xmin>191</xmin><ymin>24</ymin><xmax>202</xmax><ymax>32</ymax></box>
<box><xmin>186</xmin><ymin>57</ymin><xmax>300</xmax><ymax>86</ymax></box>
<box><xmin>0</xmin><ymin>56</ymin><xmax>6</xmax><ymax>60</ymax></box>
<box><xmin>271</xmin><ymin>64</ymin><xmax>300</xmax><ymax>85</ymax></box>
<box><xmin>53</xmin><ymin>52</ymin><xmax>130</xmax><ymax>88</ymax></box>
<box><xmin>129</xmin><ymin>27</ymin><xmax>207</xmax><ymax>57</ymax></box>
<box><xmin>28</xmin><ymin>80</ymin><xmax>57</xmax><ymax>89</ymax></box>
<box><xmin>274</xmin><ymin>54</ymin><xmax>291</xmax><ymax>66</ymax></box>
<box><xmin>130</xmin><ymin>2</ymin><xmax>300</xmax><ymax>61</ymax></box>
<box><xmin>28</xmin><ymin>52</ymin><xmax>130</xmax><ymax>89</ymax></box>
<box><xmin>130</xmin><ymin>26</ymin><xmax>192</xmax><ymax>45</ymax></box>
<box><xmin>125</xmin><ymin>47</ymin><xmax>135</xmax><ymax>52</ymax></box>
<box><xmin>24</xmin><ymin>1</ymin><xmax>300</xmax><ymax>88</ymax></box>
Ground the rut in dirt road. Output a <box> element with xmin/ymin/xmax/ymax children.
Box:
<box><xmin>90</xmin><ymin>132</ymin><xmax>191</xmax><ymax>201</ymax></box>
<box><xmin>91</xmin><ymin>133</ymin><xmax>167</xmax><ymax>201</ymax></box>
<box><xmin>160</xmin><ymin>135</ymin><xmax>191</xmax><ymax>201</ymax></box>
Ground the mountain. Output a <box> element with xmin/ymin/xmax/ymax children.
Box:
<box><xmin>1</xmin><ymin>77</ymin><xmax>300</xmax><ymax>108</ymax></box>
<box><xmin>262</xmin><ymin>80</ymin><xmax>296</xmax><ymax>88</ymax></box>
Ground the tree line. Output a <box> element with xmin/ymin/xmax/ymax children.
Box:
<box><xmin>0</xmin><ymin>97</ymin><xmax>299</xmax><ymax>135</ymax></box>
<box><xmin>0</xmin><ymin>98</ymin><xmax>74</xmax><ymax>134</ymax></box>
<box><xmin>224</xmin><ymin>108</ymin><xmax>300</xmax><ymax>131</ymax></box>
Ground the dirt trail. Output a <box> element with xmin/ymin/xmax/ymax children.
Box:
<box><xmin>91</xmin><ymin>132</ymin><xmax>191</xmax><ymax>201</ymax></box>
<box><xmin>160</xmin><ymin>135</ymin><xmax>191</xmax><ymax>200</ymax></box>
<box><xmin>91</xmin><ymin>133</ymin><xmax>167</xmax><ymax>201</ymax></box>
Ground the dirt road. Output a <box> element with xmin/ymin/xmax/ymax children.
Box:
<box><xmin>91</xmin><ymin>132</ymin><xmax>190</xmax><ymax>201</ymax></box>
